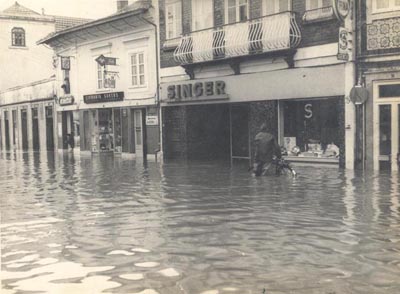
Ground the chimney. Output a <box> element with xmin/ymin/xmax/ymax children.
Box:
<box><xmin>117</xmin><ymin>0</ymin><xmax>129</xmax><ymax>12</ymax></box>
<box><xmin>41</xmin><ymin>8</ymin><xmax>45</xmax><ymax>15</ymax></box>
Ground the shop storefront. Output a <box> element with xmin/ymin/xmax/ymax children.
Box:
<box><xmin>75</xmin><ymin>91</ymin><xmax>159</xmax><ymax>158</ymax></box>
<box><xmin>160</xmin><ymin>65</ymin><xmax>346</xmax><ymax>166</ymax></box>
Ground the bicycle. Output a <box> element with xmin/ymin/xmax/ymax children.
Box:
<box><xmin>251</xmin><ymin>157</ymin><xmax>297</xmax><ymax>177</ymax></box>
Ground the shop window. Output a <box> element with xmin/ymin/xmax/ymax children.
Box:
<box><xmin>165</xmin><ymin>0</ymin><xmax>182</xmax><ymax>39</ymax></box>
<box><xmin>263</xmin><ymin>0</ymin><xmax>290</xmax><ymax>15</ymax></box>
<box><xmin>282</xmin><ymin>99</ymin><xmax>340</xmax><ymax>160</ymax></box>
<box><xmin>226</xmin><ymin>0</ymin><xmax>249</xmax><ymax>24</ymax></box>
<box><xmin>192</xmin><ymin>0</ymin><xmax>213</xmax><ymax>31</ymax></box>
<box><xmin>372</xmin><ymin>0</ymin><xmax>400</xmax><ymax>13</ymax></box>
<box><xmin>130</xmin><ymin>52</ymin><xmax>146</xmax><ymax>87</ymax></box>
<box><xmin>11</xmin><ymin>27</ymin><xmax>25</xmax><ymax>47</ymax></box>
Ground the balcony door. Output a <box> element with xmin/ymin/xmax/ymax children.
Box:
<box><xmin>225</xmin><ymin>0</ymin><xmax>249</xmax><ymax>24</ymax></box>
<box><xmin>191</xmin><ymin>0</ymin><xmax>214</xmax><ymax>62</ymax></box>
<box><xmin>263</xmin><ymin>0</ymin><xmax>290</xmax><ymax>15</ymax></box>
<box><xmin>192</xmin><ymin>0</ymin><xmax>213</xmax><ymax>31</ymax></box>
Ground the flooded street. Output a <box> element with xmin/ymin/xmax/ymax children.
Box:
<box><xmin>1</xmin><ymin>152</ymin><xmax>400</xmax><ymax>294</ymax></box>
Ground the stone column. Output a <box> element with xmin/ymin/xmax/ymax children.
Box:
<box><xmin>344</xmin><ymin>10</ymin><xmax>356</xmax><ymax>170</ymax></box>
<box><xmin>39</xmin><ymin>103</ymin><xmax>47</xmax><ymax>151</ymax></box>
<box><xmin>27</xmin><ymin>106</ymin><xmax>33</xmax><ymax>150</ymax></box>
<box><xmin>17</xmin><ymin>106</ymin><xmax>23</xmax><ymax>150</ymax></box>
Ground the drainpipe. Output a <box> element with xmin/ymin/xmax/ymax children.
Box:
<box><xmin>139</xmin><ymin>9</ymin><xmax>162</xmax><ymax>162</ymax></box>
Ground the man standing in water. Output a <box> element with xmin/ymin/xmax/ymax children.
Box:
<box><xmin>253</xmin><ymin>123</ymin><xmax>281</xmax><ymax>176</ymax></box>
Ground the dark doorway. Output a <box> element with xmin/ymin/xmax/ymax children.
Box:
<box><xmin>46</xmin><ymin>106</ymin><xmax>54</xmax><ymax>150</ymax></box>
<box><xmin>4</xmin><ymin>112</ymin><xmax>10</xmax><ymax>150</ymax></box>
<box><xmin>32</xmin><ymin>108</ymin><xmax>40</xmax><ymax>151</ymax></box>
<box><xmin>21</xmin><ymin>109</ymin><xmax>28</xmax><ymax>150</ymax></box>
<box><xmin>186</xmin><ymin>104</ymin><xmax>230</xmax><ymax>160</ymax></box>
<box><xmin>12</xmin><ymin>110</ymin><xmax>17</xmax><ymax>147</ymax></box>
<box><xmin>129</xmin><ymin>109</ymin><xmax>136</xmax><ymax>153</ymax></box>
<box><xmin>122</xmin><ymin>108</ymin><xmax>129</xmax><ymax>153</ymax></box>
<box><xmin>231</xmin><ymin>104</ymin><xmax>250</xmax><ymax>161</ymax></box>
<box><xmin>82</xmin><ymin>111</ymin><xmax>90</xmax><ymax>151</ymax></box>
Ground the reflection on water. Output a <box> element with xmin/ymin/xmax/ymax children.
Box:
<box><xmin>1</xmin><ymin>151</ymin><xmax>400</xmax><ymax>294</ymax></box>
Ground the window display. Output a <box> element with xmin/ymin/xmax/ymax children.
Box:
<box><xmin>282</xmin><ymin>98</ymin><xmax>340</xmax><ymax>160</ymax></box>
<box><xmin>98</xmin><ymin>109</ymin><xmax>114</xmax><ymax>152</ymax></box>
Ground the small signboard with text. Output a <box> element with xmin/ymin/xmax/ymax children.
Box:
<box><xmin>83</xmin><ymin>92</ymin><xmax>124</xmax><ymax>104</ymax></box>
<box><xmin>58</xmin><ymin>95</ymin><xmax>74</xmax><ymax>106</ymax></box>
<box><xmin>146</xmin><ymin>115</ymin><xmax>159</xmax><ymax>126</ymax></box>
<box><xmin>337</xmin><ymin>27</ymin><xmax>350</xmax><ymax>61</ymax></box>
<box><xmin>95</xmin><ymin>54</ymin><xmax>117</xmax><ymax>66</ymax></box>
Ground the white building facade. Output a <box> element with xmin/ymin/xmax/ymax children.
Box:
<box><xmin>39</xmin><ymin>1</ymin><xmax>160</xmax><ymax>158</ymax></box>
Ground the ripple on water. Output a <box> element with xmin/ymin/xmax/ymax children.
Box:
<box><xmin>135</xmin><ymin>262</ymin><xmax>160</xmax><ymax>268</ymax></box>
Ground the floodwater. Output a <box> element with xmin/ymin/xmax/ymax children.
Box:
<box><xmin>1</xmin><ymin>152</ymin><xmax>400</xmax><ymax>294</ymax></box>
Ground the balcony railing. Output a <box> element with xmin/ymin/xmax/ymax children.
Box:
<box><xmin>174</xmin><ymin>12</ymin><xmax>301</xmax><ymax>65</ymax></box>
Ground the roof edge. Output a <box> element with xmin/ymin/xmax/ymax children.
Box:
<box><xmin>37</xmin><ymin>5</ymin><xmax>150</xmax><ymax>46</ymax></box>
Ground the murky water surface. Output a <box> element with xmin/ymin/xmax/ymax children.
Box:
<box><xmin>1</xmin><ymin>152</ymin><xmax>400</xmax><ymax>294</ymax></box>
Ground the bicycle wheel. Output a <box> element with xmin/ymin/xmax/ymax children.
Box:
<box><xmin>280</xmin><ymin>166</ymin><xmax>296</xmax><ymax>177</ymax></box>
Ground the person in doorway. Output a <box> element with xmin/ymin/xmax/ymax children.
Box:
<box><xmin>253</xmin><ymin>123</ymin><xmax>281</xmax><ymax>176</ymax></box>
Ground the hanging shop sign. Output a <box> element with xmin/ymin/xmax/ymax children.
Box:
<box><xmin>95</xmin><ymin>54</ymin><xmax>117</xmax><ymax>66</ymax></box>
<box><xmin>337</xmin><ymin>27</ymin><xmax>350</xmax><ymax>61</ymax></box>
<box><xmin>60</xmin><ymin>56</ymin><xmax>71</xmax><ymax>70</ymax></box>
<box><xmin>146</xmin><ymin>115</ymin><xmax>159</xmax><ymax>126</ymax></box>
<box><xmin>58</xmin><ymin>95</ymin><xmax>75</xmax><ymax>106</ymax></box>
<box><xmin>166</xmin><ymin>80</ymin><xmax>228</xmax><ymax>103</ymax></box>
<box><xmin>83</xmin><ymin>91</ymin><xmax>124</xmax><ymax>104</ymax></box>
<box><xmin>103</xmin><ymin>70</ymin><xmax>118</xmax><ymax>89</ymax></box>
<box><xmin>333</xmin><ymin>0</ymin><xmax>350</xmax><ymax>22</ymax></box>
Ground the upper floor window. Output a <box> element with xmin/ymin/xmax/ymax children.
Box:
<box><xmin>372</xmin><ymin>0</ymin><xmax>400</xmax><ymax>13</ymax></box>
<box><xmin>263</xmin><ymin>0</ymin><xmax>291</xmax><ymax>15</ymax></box>
<box><xmin>165</xmin><ymin>0</ymin><xmax>182</xmax><ymax>39</ymax></box>
<box><xmin>306</xmin><ymin>0</ymin><xmax>331</xmax><ymax>10</ymax></box>
<box><xmin>225</xmin><ymin>0</ymin><xmax>249</xmax><ymax>24</ymax></box>
<box><xmin>192</xmin><ymin>0</ymin><xmax>213</xmax><ymax>31</ymax></box>
<box><xmin>130</xmin><ymin>52</ymin><xmax>146</xmax><ymax>88</ymax></box>
<box><xmin>11</xmin><ymin>27</ymin><xmax>25</xmax><ymax>47</ymax></box>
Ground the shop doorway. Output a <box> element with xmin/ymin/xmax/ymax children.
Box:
<box><xmin>374</xmin><ymin>82</ymin><xmax>400</xmax><ymax>171</ymax></box>
<box><xmin>46</xmin><ymin>106</ymin><xmax>54</xmax><ymax>150</ymax></box>
<box><xmin>376</xmin><ymin>104</ymin><xmax>400</xmax><ymax>171</ymax></box>
<box><xmin>230</xmin><ymin>104</ymin><xmax>251</xmax><ymax>164</ymax></box>
<box><xmin>32</xmin><ymin>107</ymin><xmax>40</xmax><ymax>151</ymax></box>
<box><xmin>187</xmin><ymin>104</ymin><xmax>230</xmax><ymax>160</ymax></box>
<box><xmin>98</xmin><ymin>109</ymin><xmax>114</xmax><ymax>152</ymax></box>
<box><xmin>21</xmin><ymin>109</ymin><xmax>28</xmax><ymax>150</ymax></box>
<box><xmin>134</xmin><ymin>109</ymin><xmax>144</xmax><ymax>157</ymax></box>
<box><xmin>113</xmin><ymin>108</ymin><xmax>122</xmax><ymax>153</ymax></box>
